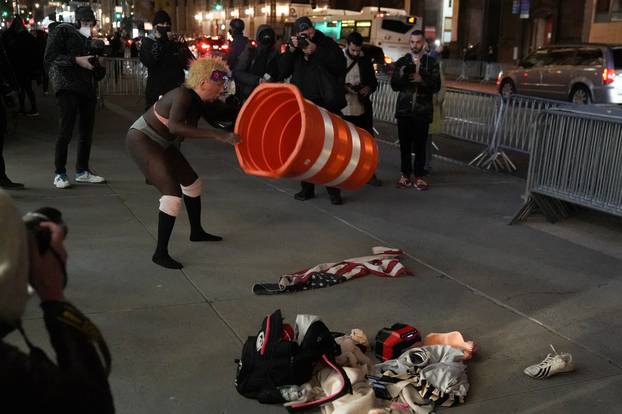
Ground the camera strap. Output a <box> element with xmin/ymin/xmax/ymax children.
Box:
<box><xmin>17</xmin><ymin>303</ymin><xmax>112</xmax><ymax>376</ymax></box>
<box><xmin>346</xmin><ymin>59</ymin><xmax>357</xmax><ymax>75</ymax></box>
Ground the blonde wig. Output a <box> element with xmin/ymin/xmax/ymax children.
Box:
<box><xmin>184</xmin><ymin>56</ymin><xmax>230</xmax><ymax>89</ymax></box>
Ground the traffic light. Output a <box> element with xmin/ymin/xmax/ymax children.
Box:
<box><xmin>213</xmin><ymin>1</ymin><xmax>222</xmax><ymax>11</ymax></box>
<box><xmin>114</xmin><ymin>12</ymin><xmax>122</xmax><ymax>21</ymax></box>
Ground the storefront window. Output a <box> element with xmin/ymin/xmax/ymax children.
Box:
<box><xmin>595</xmin><ymin>0</ymin><xmax>622</xmax><ymax>21</ymax></box>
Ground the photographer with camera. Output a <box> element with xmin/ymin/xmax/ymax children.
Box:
<box><xmin>0</xmin><ymin>41</ymin><xmax>23</xmax><ymax>189</ymax></box>
<box><xmin>342</xmin><ymin>31</ymin><xmax>381</xmax><ymax>187</ymax></box>
<box><xmin>0</xmin><ymin>190</ymin><xmax>114</xmax><ymax>412</ymax></box>
<box><xmin>390</xmin><ymin>30</ymin><xmax>441</xmax><ymax>191</ymax></box>
<box><xmin>279</xmin><ymin>16</ymin><xmax>347</xmax><ymax>205</ymax></box>
<box><xmin>44</xmin><ymin>6</ymin><xmax>106</xmax><ymax>189</ymax></box>
<box><xmin>140</xmin><ymin>10</ymin><xmax>194</xmax><ymax>111</ymax></box>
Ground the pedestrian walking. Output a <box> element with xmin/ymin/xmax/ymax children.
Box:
<box><xmin>45</xmin><ymin>6</ymin><xmax>107</xmax><ymax>189</ymax></box>
<box><xmin>341</xmin><ymin>31</ymin><xmax>381</xmax><ymax>187</ymax></box>
<box><xmin>279</xmin><ymin>16</ymin><xmax>347</xmax><ymax>205</ymax></box>
<box><xmin>391</xmin><ymin>30</ymin><xmax>441</xmax><ymax>191</ymax></box>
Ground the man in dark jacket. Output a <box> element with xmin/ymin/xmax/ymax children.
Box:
<box><xmin>45</xmin><ymin>6</ymin><xmax>107</xmax><ymax>189</ymax></box>
<box><xmin>140</xmin><ymin>10</ymin><xmax>193</xmax><ymax>110</ymax></box>
<box><xmin>0</xmin><ymin>190</ymin><xmax>114</xmax><ymax>413</ymax></box>
<box><xmin>2</xmin><ymin>15</ymin><xmax>40</xmax><ymax>116</ymax></box>
<box><xmin>279</xmin><ymin>16</ymin><xmax>347</xmax><ymax>205</ymax></box>
<box><xmin>233</xmin><ymin>24</ymin><xmax>280</xmax><ymax>103</ymax></box>
<box><xmin>227</xmin><ymin>18</ymin><xmax>248</xmax><ymax>71</ymax></box>
<box><xmin>341</xmin><ymin>31</ymin><xmax>381</xmax><ymax>187</ymax></box>
<box><xmin>0</xmin><ymin>42</ymin><xmax>23</xmax><ymax>189</ymax></box>
<box><xmin>391</xmin><ymin>30</ymin><xmax>440</xmax><ymax>191</ymax></box>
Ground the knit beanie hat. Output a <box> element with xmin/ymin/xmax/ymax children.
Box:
<box><xmin>152</xmin><ymin>10</ymin><xmax>172</xmax><ymax>26</ymax></box>
<box><xmin>0</xmin><ymin>190</ymin><xmax>29</xmax><ymax>331</ymax></box>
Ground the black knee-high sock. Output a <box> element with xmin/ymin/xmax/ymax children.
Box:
<box><xmin>183</xmin><ymin>195</ymin><xmax>222</xmax><ymax>241</ymax></box>
<box><xmin>152</xmin><ymin>211</ymin><xmax>183</xmax><ymax>269</ymax></box>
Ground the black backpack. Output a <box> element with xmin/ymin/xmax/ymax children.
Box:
<box><xmin>235</xmin><ymin>309</ymin><xmax>352</xmax><ymax>411</ymax></box>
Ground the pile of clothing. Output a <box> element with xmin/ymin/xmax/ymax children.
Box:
<box><xmin>279</xmin><ymin>327</ymin><xmax>476</xmax><ymax>414</ymax></box>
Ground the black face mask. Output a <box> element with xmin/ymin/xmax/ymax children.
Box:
<box><xmin>259</xmin><ymin>36</ymin><xmax>274</xmax><ymax>46</ymax></box>
<box><xmin>157</xmin><ymin>26</ymin><xmax>171</xmax><ymax>37</ymax></box>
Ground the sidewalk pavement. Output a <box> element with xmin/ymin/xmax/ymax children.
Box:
<box><xmin>3</xmin><ymin>91</ymin><xmax>622</xmax><ymax>413</ymax></box>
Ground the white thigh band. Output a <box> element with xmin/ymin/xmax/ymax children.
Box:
<box><xmin>181</xmin><ymin>178</ymin><xmax>202</xmax><ymax>198</ymax></box>
<box><xmin>159</xmin><ymin>195</ymin><xmax>182</xmax><ymax>217</ymax></box>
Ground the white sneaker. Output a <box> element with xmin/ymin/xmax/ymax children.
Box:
<box><xmin>75</xmin><ymin>171</ymin><xmax>105</xmax><ymax>183</ymax></box>
<box><xmin>524</xmin><ymin>345</ymin><xmax>575</xmax><ymax>379</ymax></box>
<box><xmin>54</xmin><ymin>174</ymin><xmax>71</xmax><ymax>189</ymax></box>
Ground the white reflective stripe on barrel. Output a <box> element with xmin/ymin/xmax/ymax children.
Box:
<box><xmin>293</xmin><ymin>108</ymin><xmax>334</xmax><ymax>181</ymax></box>
<box><xmin>324</xmin><ymin>122</ymin><xmax>362</xmax><ymax>187</ymax></box>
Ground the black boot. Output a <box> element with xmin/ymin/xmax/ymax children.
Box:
<box><xmin>152</xmin><ymin>211</ymin><xmax>183</xmax><ymax>269</ymax></box>
<box><xmin>0</xmin><ymin>176</ymin><xmax>25</xmax><ymax>189</ymax></box>
<box><xmin>183</xmin><ymin>195</ymin><xmax>223</xmax><ymax>242</ymax></box>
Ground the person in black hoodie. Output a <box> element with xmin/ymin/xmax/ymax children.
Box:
<box><xmin>279</xmin><ymin>16</ymin><xmax>347</xmax><ymax>205</ymax></box>
<box><xmin>45</xmin><ymin>6</ymin><xmax>107</xmax><ymax>189</ymax></box>
<box><xmin>140</xmin><ymin>10</ymin><xmax>194</xmax><ymax>110</ymax></box>
<box><xmin>233</xmin><ymin>24</ymin><xmax>280</xmax><ymax>103</ymax></box>
<box><xmin>0</xmin><ymin>190</ymin><xmax>114</xmax><ymax>413</ymax></box>
<box><xmin>390</xmin><ymin>30</ymin><xmax>440</xmax><ymax>191</ymax></box>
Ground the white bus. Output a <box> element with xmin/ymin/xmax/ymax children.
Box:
<box><xmin>307</xmin><ymin>7</ymin><xmax>422</xmax><ymax>64</ymax></box>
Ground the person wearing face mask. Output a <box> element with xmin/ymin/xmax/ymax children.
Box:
<box><xmin>0</xmin><ymin>190</ymin><xmax>115</xmax><ymax>412</ymax></box>
<box><xmin>226</xmin><ymin>18</ymin><xmax>249</xmax><ymax>71</ymax></box>
<box><xmin>390</xmin><ymin>30</ymin><xmax>441</xmax><ymax>191</ymax></box>
<box><xmin>140</xmin><ymin>10</ymin><xmax>194</xmax><ymax>110</ymax></box>
<box><xmin>232</xmin><ymin>24</ymin><xmax>280</xmax><ymax>103</ymax></box>
<box><xmin>279</xmin><ymin>16</ymin><xmax>347</xmax><ymax>205</ymax></box>
<box><xmin>44</xmin><ymin>6</ymin><xmax>107</xmax><ymax>189</ymax></box>
<box><xmin>126</xmin><ymin>57</ymin><xmax>240</xmax><ymax>269</ymax></box>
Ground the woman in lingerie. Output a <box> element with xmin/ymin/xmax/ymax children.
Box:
<box><xmin>126</xmin><ymin>56</ymin><xmax>240</xmax><ymax>269</ymax></box>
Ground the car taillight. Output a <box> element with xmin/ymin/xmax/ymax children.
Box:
<box><xmin>251</xmin><ymin>40</ymin><xmax>257</xmax><ymax>47</ymax></box>
<box><xmin>222</xmin><ymin>44</ymin><xmax>229</xmax><ymax>50</ymax></box>
<box><xmin>603</xmin><ymin>68</ymin><xmax>615</xmax><ymax>85</ymax></box>
<box><xmin>200</xmin><ymin>43</ymin><xmax>209</xmax><ymax>50</ymax></box>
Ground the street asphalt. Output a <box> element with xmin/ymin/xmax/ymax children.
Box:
<box><xmin>2</xmin><ymin>90</ymin><xmax>621</xmax><ymax>413</ymax></box>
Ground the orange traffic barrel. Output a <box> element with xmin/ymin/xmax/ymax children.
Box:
<box><xmin>234</xmin><ymin>83</ymin><xmax>378</xmax><ymax>190</ymax></box>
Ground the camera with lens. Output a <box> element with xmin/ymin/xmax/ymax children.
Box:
<box><xmin>23</xmin><ymin>207</ymin><xmax>68</xmax><ymax>255</ymax></box>
<box><xmin>295</xmin><ymin>33</ymin><xmax>310</xmax><ymax>49</ymax></box>
<box><xmin>87</xmin><ymin>38</ymin><xmax>107</xmax><ymax>80</ymax></box>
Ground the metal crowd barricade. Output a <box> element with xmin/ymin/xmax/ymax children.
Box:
<box><xmin>98</xmin><ymin>57</ymin><xmax>147</xmax><ymax>97</ymax></box>
<box><xmin>441</xmin><ymin>87</ymin><xmax>502</xmax><ymax>147</ymax></box>
<box><xmin>511</xmin><ymin>107</ymin><xmax>622</xmax><ymax>223</ymax></box>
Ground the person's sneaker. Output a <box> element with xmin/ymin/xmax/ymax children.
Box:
<box><xmin>395</xmin><ymin>175</ymin><xmax>413</xmax><ymax>189</ymax></box>
<box><xmin>294</xmin><ymin>190</ymin><xmax>315</xmax><ymax>201</ymax></box>
<box><xmin>413</xmin><ymin>176</ymin><xmax>429</xmax><ymax>191</ymax></box>
<box><xmin>524</xmin><ymin>345</ymin><xmax>575</xmax><ymax>379</ymax></box>
<box><xmin>25</xmin><ymin>110</ymin><xmax>39</xmax><ymax>117</ymax></box>
<box><xmin>53</xmin><ymin>174</ymin><xmax>71</xmax><ymax>189</ymax></box>
<box><xmin>75</xmin><ymin>171</ymin><xmax>106</xmax><ymax>183</ymax></box>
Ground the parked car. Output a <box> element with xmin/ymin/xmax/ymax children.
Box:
<box><xmin>190</xmin><ymin>36</ymin><xmax>229</xmax><ymax>58</ymax></box>
<box><xmin>497</xmin><ymin>44</ymin><xmax>622</xmax><ymax>104</ymax></box>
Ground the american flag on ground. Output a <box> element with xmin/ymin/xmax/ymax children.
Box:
<box><xmin>253</xmin><ymin>247</ymin><xmax>412</xmax><ymax>295</ymax></box>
